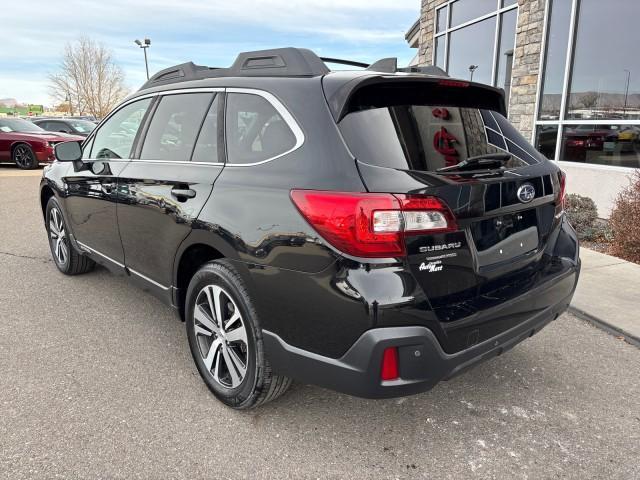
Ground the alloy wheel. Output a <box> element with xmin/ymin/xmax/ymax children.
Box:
<box><xmin>14</xmin><ymin>145</ymin><xmax>34</xmax><ymax>168</ymax></box>
<box><xmin>49</xmin><ymin>207</ymin><xmax>69</xmax><ymax>265</ymax></box>
<box><xmin>193</xmin><ymin>284</ymin><xmax>249</xmax><ymax>389</ymax></box>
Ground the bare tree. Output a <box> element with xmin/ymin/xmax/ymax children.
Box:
<box><xmin>580</xmin><ymin>91</ymin><xmax>599</xmax><ymax>110</ymax></box>
<box><xmin>49</xmin><ymin>37</ymin><xmax>128</xmax><ymax>118</ymax></box>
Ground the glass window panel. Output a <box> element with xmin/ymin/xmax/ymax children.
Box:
<box><xmin>82</xmin><ymin>136</ymin><xmax>94</xmax><ymax>160</ymax></box>
<box><xmin>493</xmin><ymin>112</ymin><xmax>545</xmax><ymax>163</ymax></box>
<box><xmin>538</xmin><ymin>0</ymin><xmax>572</xmax><ymax>120</ymax></box>
<box><xmin>339</xmin><ymin>105</ymin><xmax>542</xmax><ymax>172</ymax></box>
<box><xmin>534</xmin><ymin>125</ymin><xmax>559</xmax><ymax>159</ymax></box>
<box><xmin>560</xmin><ymin>124</ymin><xmax>640</xmax><ymax>167</ymax></box>
<box><xmin>141</xmin><ymin>93</ymin><xmax>213</xmax><ymax>161</ymax></box>
<box><xmin>450</xmin><ymin>0</ymin><xmax>496</xmax><ymax>27</ymax></box>
<box><xmin>480</xmin><ymin>109</ymin><xmax>499</xmax><ymax>130</ymax></box>
<box><xmin>496</xmin><ymin>8</ymin><xmax>517</xmax><ymax>94</ymax></box>
<box><xmin>434</xmin><ymin>35</ymin><xmax>445</xmax><ymax>69</ymax></box>
<box><xmin>567</xmin><ymin>0</ymin><xmax>640</xmax><ymax>120</ymax></box>
<box><xmin>501</xmin><ymin>0</ymin><xmax>517</xmax><ymax>7</ymax></box>
<box><xmin>486</xmin><ymin>128</ymin><xmax>507</xmax><ymax>150</ymax></box>
<box><xmin>225</xmin><ymin>93</ymin><xmax>296</xmax><ymax>164</ymax></box>
<box><xmin>436</xmin><ymin>7</ymin><xmax>447</xmax><ymax>33</ymax></box>
<box><xmin>91</xmin><ymin>98</ymin><xmax>151</xmax><ymax>160</ymax></box>
<box><xmin>192</xmin><ymin>95</ymin><xmax>220</xmax><ymax>163</ymax></box>
<box><xmin>447</xmin><ymin>16</ymin><xmax>496</xmax><ymax>85</ymax></box>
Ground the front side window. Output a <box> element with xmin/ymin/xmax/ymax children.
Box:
<box><xmin>192</xmin><ymin>95</ymin><xmax>220</xmax><ymax>163</ymax></box>
<box><xmin>90</xmin><ymin>98</ymin><xmax>152</xmax><ymax>160</ymax></box>
<box><xmin>82</xmin><ymin>136</ymin><xmax>95</xmax><ymax>160</ymax></box>
<box><xmin>140</xmin><ymin>93</ymin><xmax>214</xmax><ymax>161</ymax></box>
<box><xmin>225</xmin><ymin>93</ymin><xmax>296</xmax><ymax>165</ymax></box>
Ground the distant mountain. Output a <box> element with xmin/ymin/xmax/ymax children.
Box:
<box><xmin>539</xmin><ymin>91</ymin><xmax>640</xmax><ymax>118</ymax></box>
<box><xmin>0</xmin><ymin>98</ymin><xmax>19</xmax><ymax>107</ymax></box>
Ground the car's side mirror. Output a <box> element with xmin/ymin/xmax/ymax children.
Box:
<box><xmin>55</xmin><ymin>141</ymin><xmax>83</xmax><ymax>162</ymax></box>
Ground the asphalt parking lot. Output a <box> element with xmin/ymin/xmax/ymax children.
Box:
<box><xmin>1</xmin><ymin>166</ymin><xmax>639</xmax><ymax>479</ymax></box>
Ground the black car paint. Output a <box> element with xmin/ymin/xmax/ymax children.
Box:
<box><xmin>40</xmin><ymin>68</ymin><xmax>580</xmax><ymax>398</ymax></box>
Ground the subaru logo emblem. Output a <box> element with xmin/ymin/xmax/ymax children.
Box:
<box><xmin>517</xmin><ymin>183</ymin><xmax>535</xmax><ymax>203</ymax></box>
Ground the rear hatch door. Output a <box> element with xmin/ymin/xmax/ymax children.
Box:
<box><xmin>334</xmin><ymin>78</ymin><xmax>565</xmax><ymax>352</ymax></box>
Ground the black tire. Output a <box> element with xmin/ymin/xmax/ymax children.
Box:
<box><xmin>45</xmin><ymin>197</ymin><xmax>95</xmax><ymax>275</ymax></box>
<box><xmin>12</xmin><ymin>143</ymin><xmax>39</xmax><ymax>169</ymax></box>
<box><xmin>185</xmin><ymin>260</ymin><xmax>291</xmax><ymax>409</ymax></box>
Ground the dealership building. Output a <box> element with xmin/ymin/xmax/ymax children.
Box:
<box><xmin>406</xmin><ymin>0</ymin><xmax>639</xmax><ymax>217</ymax></box>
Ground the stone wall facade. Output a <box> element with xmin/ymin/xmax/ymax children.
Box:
<box><xmin>417</xmin><ymin>0</ymin><xmax>547</xmax><ymax>140</ymax></box>
<box><xmin>417</xmin><ymin>0</ymin><xmax>449</xmax><ymax>65</ymax></box>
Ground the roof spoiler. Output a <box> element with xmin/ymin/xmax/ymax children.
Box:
<box><xmin>322</xmin><ymin>76</ymin><xmax>507</xmax><ymax>122</ymax></box>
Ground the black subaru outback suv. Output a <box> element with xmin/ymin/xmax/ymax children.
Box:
<box><xmin>40</xmin><ymin>48</ymin><xmax>580</xmax><ymax>409</ymax></box>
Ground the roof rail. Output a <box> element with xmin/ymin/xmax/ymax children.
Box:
<box><xmin>138</xmin><ymin>48</ymin><xmax>449</xmax><ymax>91</ymax></box>
<box><xmin>140</xmin><ymin>48</ymin><xmax>330</xmax><ymax>90</ymax></box>
<box><xmin>320</xmin><ymin>57</ymin><xmax>369</xmax><ymax>69</ymax></box>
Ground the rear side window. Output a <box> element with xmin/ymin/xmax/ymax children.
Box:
<box><xmin>225</xmin><ymin>93</ymin><xmax>296</xmax><ymax>165</ymax></box>
<box><xmin>48</xmin><ymin>122</ymin><xmax>67</xmax><ymax>133</ymax></box>
<box><xmin>141</xmin><ymin>93</ymin><xmax>214</xmax><ymax>161</ymax></box>
<box><xmin>339</xmin><ymin>105</ymin><xmax>544</xmax><ymax>172</ymax></box>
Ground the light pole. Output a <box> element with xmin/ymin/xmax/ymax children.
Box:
<box><xmin>65</xmin><ymin>93</ymin><xmax>74</xmax><ymax>116</ymax></box>
<box><xmin>135</xmin><ymin>38</ymin><xmax>151</xmax><ymax>80</ymax></box>
<box><xmin>469</xmin><ymin>64</ymin><xmax>478</xmax><ymax>82</ymax></box>
<box><xmin>623</xmin><ymin>69</ymin><xmax>631</xmax><ymax>117</ymax></box>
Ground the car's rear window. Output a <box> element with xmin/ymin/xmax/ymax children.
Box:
<box><xmin>338</xmin><ymin>105</ymin><xmax>544</xmax><ymax>172</ymax></box>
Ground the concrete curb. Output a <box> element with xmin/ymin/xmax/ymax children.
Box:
<box><xmin>569</xmin><ymin>306</ymin><xmax>640</xmax><ymax>348</ymax></box>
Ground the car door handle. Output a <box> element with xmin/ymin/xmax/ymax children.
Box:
<box><xmin>171</xmin><ymin>187</ymin><xmax>196</xmax><ymax>199</ymax></box>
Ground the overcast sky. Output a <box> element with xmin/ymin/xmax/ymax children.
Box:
<box><xmin>1</xmin><ymin>0</ymin><xmax>418</xmax><ymax>106</ymax></box>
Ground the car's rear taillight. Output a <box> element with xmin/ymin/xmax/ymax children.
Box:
<box><xmin>558</xmin><ymin>170</ymin><xmax>567</xmax><ymax>211</ymax></box>
<box><xmin>290</xmin><ymin>190</ymin><xmax>457</xmax><ymax>258</ymax></box>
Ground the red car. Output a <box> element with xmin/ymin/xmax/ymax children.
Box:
<box><xmin>0</xmin><ymin>118</ymin><xmax>84</xmax><ymax>169</ymax></box>
<box><xmin>562</xmin><ymin>125</ymin><xmax>617</xmax><ymax>161</ymax></box>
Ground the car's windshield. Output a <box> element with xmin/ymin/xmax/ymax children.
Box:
<box><xmin>0</xmin><ymin>118</ymin><xmax>45</xmax><ymax>133</ymax></box>
<box><xmin>68</xmin><ymin>120</ymin><xmax>96</xmax><ymax>133</ymax></box>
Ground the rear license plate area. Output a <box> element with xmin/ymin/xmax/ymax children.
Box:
<box><xmin>471</xmin><ymin>209</ymin><xmax>538</xmax><ymax>265</ymax></box>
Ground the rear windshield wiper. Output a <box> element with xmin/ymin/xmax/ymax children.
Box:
<box><xmin>436</xmin><ymin>153</ymin><xmax>511</xmax><ymax>173</ymax></box>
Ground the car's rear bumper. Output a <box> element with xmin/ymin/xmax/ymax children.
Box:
<box><xmin>263</xmin><ymin>261</ymin><xmax>579</xmax><ymax>399</ymax></box>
